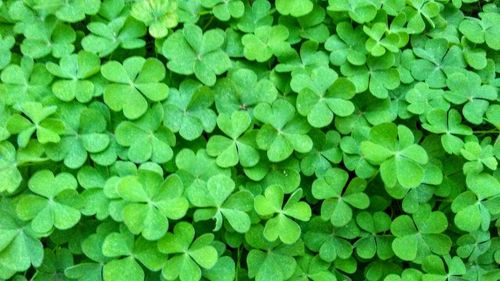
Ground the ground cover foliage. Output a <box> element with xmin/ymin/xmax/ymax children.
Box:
<box><xmin>0</xmin><ymin>0</ymin><xmax>499</xmax><ymax>280</ymax></box>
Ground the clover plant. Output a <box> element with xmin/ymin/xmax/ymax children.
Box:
<box><xmin>0</xmin><ymin>0</ymin><xmax>499</xmax><ymax>280</ymax></box>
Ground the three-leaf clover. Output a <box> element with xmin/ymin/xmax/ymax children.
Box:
<box><xmin>117</xmin><ymin>170</ymin><xmax>189</xmax><ymax>240</ymax></box>
<box><xmin>422</xmin><ymin>109</ymin><xmax>472</xmax><ymax>154</ymax></box>
<box><xmin>7</xmin><ymin>102</ymin><xmax>65</xmax><ymax>147</ymax></box>
<box><xmin>313</xmin><ymin>169</ymin><xmax>370</xmax><ymax>227</ymax></box>
<box><xmin>16</xmin><ymin>170</ymin><xmax>81</xmax><ymax>234</ymax></box>
<box><xmin>245</xmin><ymin>224</ymin><xmax>303</xmax><ymax>281</ymax></box>
<box><xmin>411</xmin><ymin>39</ymin><xmax>465</xmax><ymax>88</ymax></box>
<box><xmin>207</xmin><ymin>111</ymin><xmax>259</xmax><ymax>168</ymax></box>
<box><xmin>46</xmin><ymin>51</ymin><xmax>100</xmax><ymax>103</ymax></box>
<box><xmin>0</xmin><ymin>200</ymin><xmax>44</xmax><ymax>279</ymax></box>
<box><xmin>162</xmin><ymin>24</ymin><xmax>232</xmax><ymax>86</ymax></box>
<box><xmin>163</xmin><ymin>80</ymin><xmax>217</xmax><ymax>141</ymax></box>
<box><xmin>445</xmin><ymin>71</ymin><xmax>498</xmax><ymax>125</ymax></box>
<box><xmin>102</xmin><ymin>229</ymin><xmax>166</xmax><ymax>281</ymax></box>
<box><xmin>391</xmin><ymin>205</ymin><xmax>451</xmax><ymax>262</ymax></box>
<box><xmin>294</xmin><ymin>66</ymin><xmax>356</xmax><ymax>128</ymax></box>
<box><xmin>361</xmin><ymin>123</ymin><xmax>429</xmax><ymax>188</ymax></box>
<box><xmin>254</xmin><ymin>185</ymin><xmax>312</xmax><ymax>244</ymax></box>
<box><xmin>82</xmin><ymin>6</ymin><xmax>146</xmax><ymax>57</ymax></box>
<box><xmin>452</xmin><ymin>173</ymin><xmax>500</xmax><ymax>232</ymax></box>
<box><xmin>354</xmin><ymin>211</ymin><xmax>394</xmax><ymax>260</ymax></box>
<box><xmin>187</xmin><ymin>174</ymin><xmax>253</xmax><ymax>233</ymax></box>
<box><xmin>101</xmin><ymin>57</ymin><xmax>169</xmax><ymax>120</ymax></box>
<box><xmin>45</xmin><ymin>104</ymin><xmax>110</xmax><ymax>169</ymax></box>
<box><xmin>213</xmin><ymin>68</ymin><xmax>277</xmax><ymax>114</ymax></box>
<box><xmin>115</xmin><ymin>103</ymin><xmax>175</xmax><ymax>163</ymax></box>
<box><xmin>242</xmin><ymin>25</ymin><xmax>292</xmax><ymax>62</ymax></box>
<box><xmin>254</xmin><ymin>99</ymin><xmax>313</xmax><ymax>162</ymax></box>
<box><xmin>459</xmin><ymin>12</ymin><xmax>500</xmax><ymax>50</ymax></box>
<box><xmin>131</xmin><ymin>0</ymin><xmax>178</xmax><ymax>38</ymax></box>
<box><xmin>158</xmin><ymin>222</ymin><xmax>218</xmax><ymax>281</ymax></box>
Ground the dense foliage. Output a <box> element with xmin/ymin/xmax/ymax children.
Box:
<box><xmin>0</xmin><ymin>0</ymin><xmax>499</xmax><ymax>280</ymax></box>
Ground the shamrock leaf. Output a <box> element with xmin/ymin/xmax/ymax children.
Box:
<box><xmin>445</xmin><ymin>71</ymin><xmax>497</xmax><ymax>125</ymax></box>
<box><xmin>246</xmin><ymin>224</ymin><xmax>303</xmax><ymax>281</ymax></box>
<box><xmin>254</xmin><ymin>185</ymin><xmax>311</xmax><ymax>244</ymax></box>
<box><xmin>158</xmin><ymin>222</ymin><xmax>218</xmax><ymax>281</ymax></box>
<box><xmin>276</xmin><ymin>0</ymin><xmax>313</xmax><ymax>17</ymax></box>
<box><xmin>276</xmin><ymin>41</ymin><xmax>329</xmax><ymax>75</ymax></box>
<box><xmin>175</xmin><ymin>149</ymin><xmax>230</xmax><ymax>188</ymax></box>
<box><xmin>207</xmin><ymin>111</ymin><xmax>260</xmax><ymax>167</ymax></box>
<box><xmin>16</xmin><ymin>170</ymin><xmax>81</xmax><ymax>234</ymax></box>
<box><xmin>163</xmin><ymin>80</ymin><xmax>217</xmax><ymax>141</ymax></box>
<box><xmin>101</xmin><ymin>57</ymin><xmax>169</xmax><ymax>120</ymax></box>
<box><xmin>20</xmin><ymin>16</ymin><xmax>76</xmax><ymax>59</ymax></box>
<box><xmin>131</xmin><ymin>0</ymin><xmax>178</xmax><ymax>38</ymax></box>
<box><xmin>461</xmin><ymin>141</ymin><xmax>497</xmax><ymax>175</ymax></box>
<box><xmin>354</xmin><ymin>211</ymin><xmax>394</xmax><ymax>260</ymax></box>
<box><xmin>102</xmin><ymin>229</ymin><xmax>166</xmax><ymax>281</ymax></box>
<box><xmin>422</xmin><ymin>109</ymin><xmax>472</xmax><ymax>154</ymax></box>
<box><xmin>325</xmin><ymin>22</ymin><xmax>367</xmax><ymax>66</ymax></box>
<box><xmin>411</xmin><ymin>39</ymin><xmax>465</xmax><ymax>88</ymax></box>
<box><xmin>7</xmin><ymin>102</ymin><xmax>65</xmax><ymax>147</ymax></box>
<box><xmin>201</xmin><ymin>0</ymin><xmax>244</xmax><ymax>21</ymax></box>
<box><xmin>391</xmin><ymin>205</ymin><xmax>451</xmax><ymax>262</ymax></box>
<box><xmin>459</xmin><ymin>12</ymin><xmax>500</xmax><ymax>50</ymax></box>
<box><xmin>115</xmin><ymin>103</ymin><xmax>175</xmax><ymax>163</ymax></box>
<box><xmin>46</xmin><ymin>51</ymin><xmax>100</xmax><ymax>103</ymax></box>
<box><xmin>405</xmin><ymin>82</ymin><xmax>449</xmax><ymax>116</ymax></box>
<box><xmin>254</xmin><ymin>99</ymin><xmax>313</xmax><ymax>162</ymax></box>
<box><xmin>244</xmin><ymin>157</ymin><xmax>302</xmax><ymax>193</ymax></box>
<box><xmin>278</xmin><ymin>7</ymin><xmax>330</xmax><ymax>43</ymax></box>
<box><xmin>0</xmin><ymin>35</ymin><xmax>15</xmax><ymax>70</ymax></box>
<box><xmin>404</xmin><ymin>0</ymin><xmax>443</xmax><ymax>34</ymax></box>
<box><xmin>236</xmin><ymin>0</ymin><xmax>273</xmax><ymax>33</ymax></box>
<box><xmin>242</xmin><ymin>25</ymin><xmax>292</xmax><ymax>62</ymax></box>
<box><xmin>0</xmin><ymin>200</ymin><xmax>44</xmax><ymax>279</ymax></box>
<box><xmin>187</xmin><ymin>174</ymin><xmax>253</xmax><ymax>233</ymax></box>
<box><xmin>82</xmin><ymin>10</ymin><xmax>146</xmax><ymax>57</ymax></box>
<box><xmin>363</xmin><ymin>22</ymin><xmax>400</xmax><ymax>57</ymax></box>
<box><xmin>214</xmin><ymin>68</ymin><xmax>277</xmax><ymax>114</ymax></box>
<box><xmin>340</xmin><ymin>52</ymin><xmax>400</xmax><ymax>98</ymax></box>
<box><xmin>117</xmin><ymin>170</ymin><xmax>188</xmax><ymax>240</ymax></box>
<box><xmin>361</xmin><ymin>123</ymin><xmax>429</xmax><ymax>188</ymax></box>
<box><xmin>304</xmin><ymin>217</ymin><xmax>359</xmax><ymax>262</ymax></box>
<box><xmin>0</xmin><ymin>142</ymin><xmax>23</xmax><ymax>193</ymax></box>
<box><xmin>312</xmin><ymin>169</ymin><xmax>370</xmax><ymax>227</ymax></box>
<box><xmin>162</xmin><ymin>24</ymin><xmax>231</xmax><ymax>86</ymax></box>
<box><xmin>44</xmin><ymin>103</ymin><xmax>110</xmax><ymax>169</ymax></box>
<box><xmin>0</xmin><ymin>58</ymin><xmax>53</xmax><ymax>108</ymax></box>
<box><xmin>299</xmin><ymin>129</ymin><xmax>342</xmax><ymax>177</ymax></box>
<box><xmin>294</xmin><ymin>67</ymin><xmax>356</xmax><ymax>128</ymax></box>
<box><xmin>452</xmin><ymin>173</ymin><xmax>500</xmax><ymax>233</ymax></box>
<box><xmin>391</xmin><ymin>207</ymin><xmax>451</xmax><ymax>263</ymax></box>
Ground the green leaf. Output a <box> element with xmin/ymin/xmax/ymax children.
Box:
<box><xmin>102</xmin><ymin>57</ymin><xmax>169</xmax><ymax>119</ymax></box>
<box><xmin>162</xmin><ymin>24</ymin><xmax>231</xmax><ymax>86</ymax></box>
<box><xmin>16</xmin><ymin>170</ymin><xmax>81</xmax><ymax>234</ymax></box>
